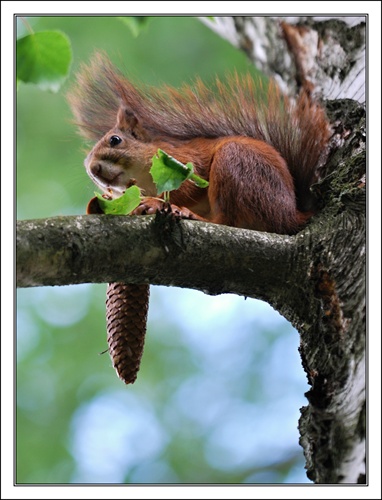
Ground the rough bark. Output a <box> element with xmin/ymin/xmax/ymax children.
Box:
<box><xmin>16</xmin><ymin>16</ymin><xmax>367</xmax><ymax>484</ymax></box>
<box><xmin>16</xmin><ymin>213</ymin><xmax>295</xmax><ymax>298</ymax></box>
<box><xmin>202</xmin><ymin>16</ymin><xmax>366</xmax><ymax>101</ymax></box>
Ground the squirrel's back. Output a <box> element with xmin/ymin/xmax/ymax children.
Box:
<box><xmin>68</xmin><ymin>53</ymin><xmax>330</xmax><ymax>212</ymax></box>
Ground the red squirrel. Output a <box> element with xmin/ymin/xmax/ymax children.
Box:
<box><xmin>68</xmin><ymin>53</ymin><xmax>331</xmax><ymax>235</ymax></box>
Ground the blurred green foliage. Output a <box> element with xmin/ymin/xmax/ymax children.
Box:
<box><xmin>16</xmin><ymin>16</ymin><xmax>311</xmax><ymax>484</ymax></box>
<box><xmin>17</xmin><ymin>30</ymin><xmax>72</xmax><ymax>91</ymax></box>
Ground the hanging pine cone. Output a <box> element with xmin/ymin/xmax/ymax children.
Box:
<box><xmin>87</xmin><ymin>196</ymin><xmax>151</xmax><ymax>384</ymax></box>
<box><xmin>106</xmin><ymin>282</ymin><xmax>150</xmax><ymax>384</ymax></box>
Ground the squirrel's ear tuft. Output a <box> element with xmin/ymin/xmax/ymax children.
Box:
<box><xmin>116</xmin><ymin>105</ymin><xmax>152</xmax><ymax>142</ymax></box>
<box><xmin>116</xmin><ymin>106</ymin><xmax>138</xmax><ymax>130</ymax></box>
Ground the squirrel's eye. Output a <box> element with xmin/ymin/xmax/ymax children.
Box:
<box><xmin>109</xmin><ymin>135</ymin><xmax>122</xmax><ymax>147</ymax></box>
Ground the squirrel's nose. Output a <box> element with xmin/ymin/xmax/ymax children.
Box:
<box><xmin>89</xmin><ymin>162</ymin><xmax>102</xmax><ymax>177</ymax></box>
<box><xmin>86</xmin><ymin>159</ymin><xmax>122</xmax><ymax>183</ymax></box>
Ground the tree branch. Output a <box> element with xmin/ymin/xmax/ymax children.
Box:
<box><xmin>16</xmin><ymin>213</ymin><xmax>294</xmax><ymax>301</ymax></box>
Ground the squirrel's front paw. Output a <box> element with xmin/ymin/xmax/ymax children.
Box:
<box><xmin>131</xmin><ymin>198</ymin><xmax>165</xmax><ymax>215</ymax></box>
<box><xmin>166</xmin><ymin>205</ymin><xmax>197</xmax><ymax>220</ymax></box>
<box><xmin>132</xmin><ymin>198</ymin><xmax>197</xmax><ymax>220</ymax></box>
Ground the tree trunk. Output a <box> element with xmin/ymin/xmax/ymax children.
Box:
<box><xmin>203</xmin><ymin>16</ymin><xmax>367</xmax><ymax>483</ymax></box>
<box><xmin>16</xmin><ymin>16</ymin><xmax>367</xmax><ymax>483</ymax></box>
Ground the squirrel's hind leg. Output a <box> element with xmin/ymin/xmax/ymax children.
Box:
<box><xmin>208</xmin><ymin>139</ymin><xmax>301</xmax><ymax>234</ymax></box>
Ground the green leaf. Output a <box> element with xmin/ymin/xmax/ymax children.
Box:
<box><xmin>94</xmin><ymin>185</ymin><xmax>142</xmax><ymax>215</ymax></box>
<box><xmin>189</xmin><ymin>172</ymin><xmax>210</xmax><ymax>189</ymax></box>
<box><xmin>150</xmin><ymin>150</ymin><xmax>193</xmax><ymax>193</ymax></box>
<box><xmin>117</xmin><ymin>16</ymin><xmax>149</xmax><ymax>37</ymax></box>
<box><xmin>16</xmin><ymin>31</ymin><xmax>72</xmax><ymax>92</ymax></box>
<box><xmin>150</xmin><ymin>149</ymin><xmax>209</xmax><ymax>194</ymax></box>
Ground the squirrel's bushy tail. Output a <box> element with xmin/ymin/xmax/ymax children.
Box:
<box><xmin>68</xmin><ymin>52</ymin><xmax>330</xmax><ymax>211</ymax></box>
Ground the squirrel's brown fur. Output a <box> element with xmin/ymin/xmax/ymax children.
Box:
<box><xmin>68</xmin><ymin>52</ymin><xmax>331</xmax><ymax>234</ymax></box>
